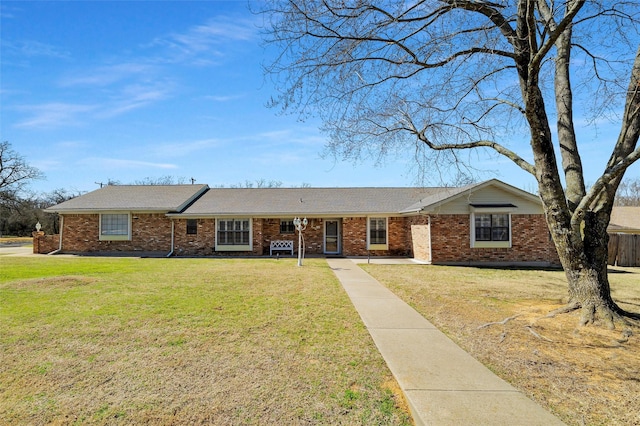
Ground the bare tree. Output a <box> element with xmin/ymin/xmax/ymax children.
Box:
<box><xmin>615</xmin><ymin>177</ymin><xmax>640</xmax><ymax>206</ymax></box>
<box><xmin>132</xmin><ymin>176</ymin><xmax>187</xmax><ymax>185</ymax></box>
<box><xmin>229</xmin><ymin>179</ymin><xmax>283</xmax><ymax>188</ymax></box>
<box><xmin>262</xmin><ymin>1</ymin><xmax>640</xmax><ymax>328</ymax></box>
<box><xmin>0</xmin><ymin>141</ymin><xmax>44</xmax><ymax>205</ymax></box>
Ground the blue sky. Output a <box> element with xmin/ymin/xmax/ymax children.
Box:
<box><xmin>1</xmin><ymin>1</ymin><xmax>638</xmax><ymax>195</ymax></box>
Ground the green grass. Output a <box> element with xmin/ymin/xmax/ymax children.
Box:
<box><xmin>1</xmin><ymin>257</ymin><xmax>412</xmax><ymax>425</ymax></box>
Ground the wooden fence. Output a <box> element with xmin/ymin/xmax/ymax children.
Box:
<box><xmin>608</xmin><ymin>233</ymin><xmax>640</xmax><ymax>267</ymax></box>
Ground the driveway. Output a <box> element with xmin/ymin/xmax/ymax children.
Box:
<box><xmin>0</xmin><ymin>246</ymin><xmax>36</xmax><ymax>256</ymax></box>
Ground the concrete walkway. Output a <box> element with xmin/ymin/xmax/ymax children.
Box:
<box><xmin>327</xmin><ymin>258</ymin><xmax>565</xmax><ymax>426</ymax></box>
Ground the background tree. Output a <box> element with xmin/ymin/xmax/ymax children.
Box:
<box><xmin>0</xmin><ymin>141</ymin><xmax>44</xmax><ymax>206</ymax></box>
<box><xmin>0</xmin><ymin>189</ymin><xmax>77</xmax><ymax>237</ymax></box>
<box><xmin>262</xmin><ymin>1</ymin><xmax>640</xmax><ymax>328</ymax></box>
<box><xmin>132</xmin><ymin>176</ymin><xmax>188</xmax><ymax>185</ymax></box>
<box><xmin>615</xmin><ymin>177</ymin><xmax>640</xmax><ymax>206</ymax></box>
<box><xmin>0</xmin><ymin>141</ymin><xmax>45</xmax><ymax>237</ymax></box>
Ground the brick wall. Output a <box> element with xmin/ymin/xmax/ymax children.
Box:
<box><xmin>61</xmin><ymin>213</ymin><xmax>172</xmax><ymax>253</ymax></box>
<box><xmin>55</xmin><ymin>212</ymin><xmax>558</xmax><ymax>264</ymax></box>
<box><xmin>426</xmin><ymin>214</ymin><xmax>560</xmax><ymax>265</ymax></box>
<box><xmin>342</xmin><ymin>217</ymin><xmax>411</xmax><ymax>256</ymax></box>
<box><xmin>173</xmin><ymin>218</ymin><xmax>215</xmax><ymax>256</ymax></box>
<box><xmin>388</xmin><ymin>217</ymin><xmax>412</xmax><ymax>256</ymax></box>
<box><xmin>260</xmin><ymin>218</ymin><xmax>325</xmax><ymax>255</ymax></box>
<box><xmin>342</xmin><ymin>217</ymin><xmax>366</xmax><ymax>255</ymax></box>
<box><xmin>32</xmin><ymin>231</ymin><xmax>59</xmax><ymax>254</ymax></box>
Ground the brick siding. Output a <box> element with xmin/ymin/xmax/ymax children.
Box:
<box><xmin>53</xmin><ymin>212</ymin><xmax>559</xmax><ymax>264</ymax></box>
<box><xmin>424</xmin><ymin>214</ymin><xmax>559</xmax><ymax>265</ymax></box>
<box><xmin>173</xmin><ymin>218</ymin><xmax>216</xmax><ymax>256</ymax></box>
<box><xmin>60</xmin><ymin>213</ymin><xmax>172</xmax><ymax>253</ymax></box>
<box><xmin>260</xmin><ymin>218</ymin><xmax>325</xmax><ymax>255</ymax></box>
<box><xmin>32</xmin><ymin>231</ymin><xmax>59</xmax><ymax>254</ymax></box>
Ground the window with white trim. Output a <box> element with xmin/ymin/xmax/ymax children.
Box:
<box><xmin>367</xmin><ymin>217</ymin><xmax>388</xmax><ymax>250</ymax></box>
<box><xmin>475</xmin><ymin>213</ymin><xmax>509</xmax><ymax>241</ymax></box>
<box><xmin>470</xmin><ymin>211</ymin><xmax>512</xmax><ymax>249</ymax></box>
<box><xmin>100</xmin><ymin>213</ymin><xmax>130</xmax><ymax>240</ymax></box>
<box><xmin>369</xmin><ymin>217</ymin><xmax>387</xmax><ymax>245</ymax></box>
<box><xmin>217</xmin><ymin>219</ymin><xmax>250</xmax><ymax>245</ymax></box>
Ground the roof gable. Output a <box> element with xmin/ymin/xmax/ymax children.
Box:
<box><xmin>400</xmin><ymin>179</ymin><xmax>543</xmax><ymax>214</ymax></box>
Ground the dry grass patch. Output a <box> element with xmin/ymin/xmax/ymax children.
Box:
<box><xmin>361</xmin><ymin>264</ymin><xmax>640</xmax><ymax>426</ymax></box>
<box><xmin>1</xmin><ymin>257</ymin><xmax>412</xmax><ymax>425</ymax></box>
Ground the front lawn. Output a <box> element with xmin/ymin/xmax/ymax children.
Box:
<box><xmin>0</xmin><ymin>257</ymin><xmax>411</xmax><ymax>425</ymax></box>
<box><xmin>362</xmin><ymin>264</ymin><xmax>640</xmax><ymax>426</ymax></box>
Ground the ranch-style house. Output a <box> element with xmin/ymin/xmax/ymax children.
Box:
<box><xmin>39</xmin><ymin>179</ymin><xmax>560</xmax><ymax>266</ymax></box>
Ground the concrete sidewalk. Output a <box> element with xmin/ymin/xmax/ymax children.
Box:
<box><xmin>327</xmin><ymin>258</ymin><xmax>565</xmax><ymax>426</ymax></box>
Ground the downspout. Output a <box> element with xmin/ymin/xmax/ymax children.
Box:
<box><xmin>427</xmin><ymin>214</ymin><xmax>432</xmax><ymax>264</ymax></box>
<box><xmin>47</xmin><ymin>214</ymin><xmax>63</xmax><ymax>255</ymax></box>
<box><xmin>166</xmin><ymin>219</ymin><xmax>175</xmax><ymax>257</ymax></box>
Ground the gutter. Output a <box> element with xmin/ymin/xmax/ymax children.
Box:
<box><xmin>166</xmin><ymin>219</ymin><xmax>175</xmax><ymax>257</ymax></box>
<box><xmin>47</xmin><ymin>214</ymin><xmax>63</xmax><ymax>255</ymax></box>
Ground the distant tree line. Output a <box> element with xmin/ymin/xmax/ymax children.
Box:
<box><xmin>0</xmin><ymin>142</ymin><xmax>313</xmax><ymax>236</ymax></box>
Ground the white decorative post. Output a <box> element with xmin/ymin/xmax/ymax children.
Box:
<box><xmin>293</xmin><ymin>217</ymin><xmax>308</xmax><ymax>266</ymax></box>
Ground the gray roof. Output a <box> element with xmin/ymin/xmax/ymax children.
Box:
<box><xmin>43</xmin><ymin>179</ymin><xmax>541</xmax><ymax>217</ymax></box>
<box><xmin>176</xmin><ymin>187</ymin><xmax>449</xmax><ymax>217</ymax></box>
<box><xmin>45</xmin><ymin>184</ymin><xmax>209</xmax><ymax>213</ymax></box>
<box><xmin>609</xmin><ymin>206</ymin><xmax>640</xmax><ymax>232</ymax></box>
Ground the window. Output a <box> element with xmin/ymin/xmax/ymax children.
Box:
<box><xmin>367</xmin><ymin>217</ymin><xmax>388</xmax><ymax>250</ymax></box>
<box><xmin>100</xmin><ymin>213</ymin><xmax>130</xmax><ymax>240</ymax></box>
<box><xmin>474</xmin><ymin>213</ymin><xmax>509</xmax><ymax>242</ymax></box>
<box><xmin>280</xmin><ymin>220</ymin><xmax>295</xmax><ymax>234</ymax></box>
<box><xmin>217</xmin><ymin>219</ymin><xmax>250</xmax><ymax>245</ymax></box>
<box><xmin>369</xmin><ymin>218</ymin><xmax>387</xmax><ymax>245</ymax></box>
<box><xmin>186</xmin><ymin>219</ymin><xmax>198</xmax><ymax>235</ymax></box>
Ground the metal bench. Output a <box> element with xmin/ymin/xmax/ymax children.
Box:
<box><xmin>270</xmin><ymin>240</ymin><xmax>294</xmax><ymax>256</ymax></box>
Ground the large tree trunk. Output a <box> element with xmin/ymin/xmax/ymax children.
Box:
<box><xmin>551</xmin><ymin>210</ymin><xmax>637</xmax><ymax>328</ymax></box>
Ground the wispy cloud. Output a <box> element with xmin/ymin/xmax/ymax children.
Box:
<box><xmin>12</xmin><ymin>81</ymin><xmax>173</xmax><ymax>128</ymax></box>
<box><xmin>99</xmin><ymin>83</ymin><xmax>173</xmax><ymax>118</ymax></box>
<box><xmin>256</xmin><ymin>128</ymin><xmax>327</xmax><ymax>147</ymax></box>
<box><xmin>59</xmin><ymin>63</ymin><xmax>156</xmax><ymax>87</ymax></box>
<box><xmin>2</xmin><ymin>40</ymin><xmax>70</xmax><ymax>59</ymax></box>
<box><xmin>204</xmin><ymin>93</ymin><xmax>247</xmax><ymax>102</ymax></box>
<box><xmin>8</xmin><ymin>13</ymin><xmax>259</xmax><ymax>130</ymax></box>
<box><xmin>150</xmin><ymin>16</ymin><xmax>257</xmax><ymax>64</ymax></box>
<box><xmin>14</xmin><ymin>102</ymin><xmax>98</xmax><ymax>128</ymax></box>
<box><xmin>79</xmin><ymin>158</ymin><xmax>178</xmax><ymax>170</ymax></box>
<box><xmin>151</xmin><ymin>138</ymin><xmax>224</xmax><ymax>157</ymax></box>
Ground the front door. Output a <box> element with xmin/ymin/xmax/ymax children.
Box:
<box><xmin>324</xmin><ymin>219</ymin><xmax>341</xmax><ymax>254</ymax></box>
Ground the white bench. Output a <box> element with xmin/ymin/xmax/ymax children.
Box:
<box><xmin>270</xmin><ymin>240</ymin><xmax>294</xmax><ymax>256</ymax></box>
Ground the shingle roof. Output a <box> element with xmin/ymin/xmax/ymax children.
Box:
<box><xmin>609</xmin><ymin>206</ymin><xmax>640</xmax><ymax>231</ymax></box>
<box><xmin>45</xmin><ymin>184</ymin><xmax>209</xmax><ymax>213</ymax></box>
<box><xmin>44</xmin><ymin>179</ymin><xmax>541</xmax><ymax>217</ymax></box>
<box><xmin>176</xmin><ymin>187</ymin><xmax>450</xmax><ymax>216</ymax></box>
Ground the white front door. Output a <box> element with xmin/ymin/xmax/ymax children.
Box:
<box><xmin>324</xmin><ymin>220</ymin><xmax>341</xmax><ymax>254</ymax></box>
